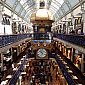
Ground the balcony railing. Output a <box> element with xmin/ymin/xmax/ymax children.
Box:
<box><xmin>53</xmin><ymin>33</ymin><xmax>85</xmax><ymax>47</ymax></box>
<box><xmin>0</xmin><ymin>34</ymin><xmax>31</xmax><ymax>47</ymax></box>
<box><xmin>55</xmin><ymin>48</ymin><xmax>85</xmax><ymax>84</ymax></box>
<box><xmin>54</xmin><ymin>54</ymin><xmax>75</xmax><ymax>85</ymax></box>
<box><xmin>9</xmin><ymin>55</ymin><xmax>28</xmax><ymax>85</ymax></box>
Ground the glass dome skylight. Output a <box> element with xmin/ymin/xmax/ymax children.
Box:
<box><xmin>4</xmin><ymin>0</ymin><xmax>80</xmax><ymax>22</ymax></box>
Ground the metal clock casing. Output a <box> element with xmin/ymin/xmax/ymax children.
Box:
<box><xmin>37</xmin><ymin>48</ymin><xmax>47</xmax><ymax>58</ymax></box>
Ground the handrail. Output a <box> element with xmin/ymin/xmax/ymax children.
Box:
<box><xmin>53</xmin><ymin>33</ymin><xmax>85</xmax><ymax>47</ymax></box>
<box><xmin>54</xmin><ymin>54</ymin><xmax>75</xmax><ymax>85</ymax></box>
<box><xmin>9</xmin><ymin>55</ymin><xmax>28</xmax><ymax>85</ymax></box>
<box><xmin>55</xmin><ymin>48</ymin><xmax>85</xmax><ymax>84</ymax></box>
<box><xmin>0</xmin><ymin>33</ymin><xmax>31</xmax><ymax>47</ymax></box>
<box><xmin>0</xmin><ymin>33</ymin><xmax>52</xmax><ymax>47</ymax></box>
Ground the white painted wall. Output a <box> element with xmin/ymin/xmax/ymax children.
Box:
<box><xmin>73</xmin><ymin>6</ymin><xmax>81</xmax><ymax>16</ymax></box>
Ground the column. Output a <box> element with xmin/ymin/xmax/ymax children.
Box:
<box><xmin>64</xmin><ymin>46</ymin><xmax>67</xmax><ymax>56</ymax></box>
<box><xmin>17</xmin><ymin>46</ymin><xmax>20</xmax><ymax>56</ymax></box>
<box><xmin>0</xmin><ymin>4</ymin><xmax>2</xmax><ymax>24</ymax></box>
<box><xmin>81</xmin><ymin>54</ymin><xmax>84</xmax><ymax>72</ymax></box>
<box><xmin>10</xmin><ymin>48</ymin><xmax>13</xmax><ymax>62</ymax></box>
<box><xmin>11</xmin><ymin>12</ymin><xmax>14</xmax><ymax>34</ymax></box>
<box><xmin>71</xmin><ymin>48</ymin><xmax>75</xmax><ymax>62</ymax></box>
<box><xmin>81</xmin><ymin>2</ymin><xmax>85</xmax><ymax>34</ymax></box>
<box><xmin>34</xmin><ymin>25</ymin><xmax>38</xmax><ymax>33</ymax></box>
<box><xmin>0</xmin><ymin>4</ymin><xmax>4</xmax><ymax>34</ymax></box>
<box><xmin>71</xmin><ymin>12</ymin><xmax>75</xmax><ymax>30</ymax></box>
<box><xmin>0</xmin><ymin>53</ymin><xmax>4</xmax><ymax>71</ymax></box>
<box><xmin>66</xmin><ymin>21</ymin><xmax>68</xmax><ymax>34</ymax></box>
<box><xmin>17</xmin><ymin>76</ymin><xmax>22</xmax><ymax>85</ymax></box>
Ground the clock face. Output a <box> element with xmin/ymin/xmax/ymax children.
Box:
<box><xmin>37</xmin><ymin>48</ymin><xmax>47</xmax><ymax>58</ymax></box>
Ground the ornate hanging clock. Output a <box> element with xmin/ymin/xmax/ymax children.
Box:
<box><xmin>36</xmin><ymin>48</ymin><xmax>48</xmax><ymax>59</ymax></box>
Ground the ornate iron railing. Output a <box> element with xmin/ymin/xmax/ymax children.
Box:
<box><xmin>53</xmin><ymin>33</ymin><xmax>85</xmax><ymax>47</ymax></box>
<box><xmin>0</xmin><ymin>34</ymin><xmax>31</xmax><ymax>47</ymax></box>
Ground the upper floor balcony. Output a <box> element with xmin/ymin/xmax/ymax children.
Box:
<box><xmin>0</xmin><ymin>34</ymin><xmax>31</xmax><ymax>48</ymax></box>
<box><xmin>1</xmin><ymin>33</ymin><xmax>85</xmax><ymax>50</ymax></box>
<box><xmin>53</xmin><ymin>33</ymin><xmax>85</xmax><ymax>48</ymax></box>
<box><xmin>0</xmin><ymin>32</ymin><xmax>53</xmax><ymax>48</ymax></box>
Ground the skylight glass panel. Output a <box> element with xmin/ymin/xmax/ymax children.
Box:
<box><xmin>57</xmin><ymin>10</ymin><xmax>61</xmax><ymax>17</ymax></box>
<box><xmin>52</xmin><ymin>0</ymin><xmax>64</xmax><ymax>5</ymax></box>
<box><xmin>25</xmin><ymin>13</ymin><xmax>31</xmax><ymax>19</ymax></box>
<box><xmin>55</xmin><ymin>13</ymin><xmax>59</xmax><ymax>18</ymax></box>
<box><xmin>24</xmin><ymin>13</ymin><xmax>30</xmax><ymax>20</ymax></box>
<box><xmin>22</xmin><ymin>12</ymin><xmax>26</xmax><ymax>17</ymax></box>
<box><xmin>50</xmin><ymin>0</ymin><xmax>64</xmax><ymax>14</ymax></box>
<box><xmin>51</xmin><ymin>2</ymin><xmax>60</xmax><ymax>10</ymax></box>
<box><xmin>15</xmin><ymin>3</ymin><xmax>22</xmax><ymax>13</ymax></box>
<box><xmin>50</xmin><ymin>5</ymin><xmax>58</xmax><ymax>11</ymax></box>
<box><xmin>26</xmin><ymin>10</ymin><xmax>33</xmax><ymax>17</ymax></box>
<box><xmin>68</xmin><ymin>0</ymin><xmax>79</xmax><ymax>7</ymax></box>
<box><xmin>24</xmin><ymin>5</ymin><xmax>29</xmax><ymax>10</ymax></box>
<box><xmin>23</xmin><ymin>3</ymin><xmax>28</xmax><ymax>8</ymax></box>
<box><xmin>20</xmin><ymin>0</ymin><xmax>28</xmax><ymax>5</ymax></box>
<box><xmin>49</xmin><ymin>8</ymin><xmax>56</xmax><ymax>14</ymax></box>
<box><xmin>6</xmin><ymin>0</ymin><xmax>16</xmax><ymax>8</ymax></box>
<box><xmin>62</xmin><ymin>2</ymin><xmax>69</xmax><ymax>12</ymax></box>
<box><xmin>58</xmin><ymin>9</ymin><xmax>63</xmax><ymax>16</ymax></box>
<box><xmin>21</xmin><ymin>10</ymin><xmax>26</xmax><ymax>16</ymax></box>
<box><xmin>49</xmin><ymin>9</ymin><xmax>55</xmax><ymax>15</ymax></box>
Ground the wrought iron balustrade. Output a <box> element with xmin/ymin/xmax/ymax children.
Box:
<box><xmin>55</xmin><ymin>55</ymin><xmax>75</xmax><ymax>85</ymax></box>
<box><xmin>53</xmin><ymin>33</ymin><xmax>85</xmax><ymax>47</ymax></box>
<box><xmin>0</xmin><ymin>34</ymin><xmax>31</xmax><ymax>47</ymax></box>
<box><xmin>9</xmin><ymin>55</ymin><xmax>28</xmax><ymax>85</ymax></box>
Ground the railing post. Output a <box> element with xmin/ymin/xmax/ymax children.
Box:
<box><xmin>81</xmin><ymin>54</ymin><xmax>84</xmax><ymax>72</ymax></box>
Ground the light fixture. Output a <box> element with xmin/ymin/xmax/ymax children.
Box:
<box><xmin>21</xmin><ymin>72</ymin><xmax>26</xmax><ymax>75</ymax></box>
<box><xmin>66</xmin><ymin>66</ymin><xmax>69</xmax><ymax>69</ymax></box>
<box><xmin>44</xmin><ymin>43</ymin><xmax>46</xmax><ymax>46</ymax></box>
<box><xmin>6</xmin><ymin>75</ymin><xmax>12</xmax><ymax>79</ymax></box>
<box><xmin>13</xmin><ymin>68</ymin><xmax>17</xmax><ymax>71</ymax></box>
<box><xmin>72</xmin><ymin>75</ymin><xmax>78</xmax><ymax>79</ymax></box>
<box><xmin>68</xmin><ymin>70</ymin><xmax>73</xmax><ymax>73</ymax></box>
<box><xmin>38</xmin><ymin>43</ymin><xmax>40</xmax><ymax>46</ymax></box>
<box><xmin>19</xmin><ymin>76</ymin><xmax>22</xmax><ymax>79</ymax></box>
<box><xmin>18</xmin><ymin>61</ymin><xmax>21</xmax><ymax>65</ymax></box>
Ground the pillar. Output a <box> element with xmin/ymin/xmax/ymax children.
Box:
<box><xmin>66</xmin><ymin>21</ymin><xmax>68</xmax><ymax>34</ymax></box>
<box><xmin>11</xmin><ymin>12</ymin><xmax>13</xmax><ymax>34</ymax></box>
<box><xmin>0</xmin><ymin>4</ymin><xmax>2</xmax><ymax>24</ymax></box>
<box><xmin>81</xmin><ymin>2</ymin><xmax>85</xmax><ymax>34</ymax></box>
<box><xmin>33</xmin><ymin>25</ymin><xmax>38</xmax><ymax>33</ymax></box>
<box><xmin>10</xmin><ymin>48</ymin><xmax>13</xmax><ymax>62</ymax></box>
<box><xmin>64</xmin><ymin>46</ymin><xmax>67</xmax><ymax>56</ymax></box>
<box><xmin>17</xmin><ymin>76</ymin><xmax>22</xmax><ymax>85</ymax></box>
<box><xmin>0</xmin><ymin>4</ymin><xmax>4</xmax><ymax>34</ymax></box>
<box><xmin>0</xmin><ymin>53</ymin><xmax>4</xmax><ymax>71</ymax></box>
<box><xmin>81</xmin><ymin>54</ymin><xmax>84</xmax><ymax>72</ymax></box>
<box><xmin>71</xmin><ymin>48</ymin><xmax>75</xmax><ymax>62</ymax></box>
<box><xmin>71</xmin><ymin>12</ymin><xmax>75</xmax><ymax>30</ymax></box>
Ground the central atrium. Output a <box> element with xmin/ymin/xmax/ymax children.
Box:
<box><xmin>0</xmin><ymin>0</ymin><xmax>85</xmax><ymax>85</ymax></box>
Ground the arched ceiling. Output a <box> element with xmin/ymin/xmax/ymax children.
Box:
<box><xmin>1</xmin><ymin>0</ymin><xmax>81</xmax><ymax>22</ymax></box>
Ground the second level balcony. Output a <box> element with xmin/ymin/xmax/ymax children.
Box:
<box><xmin>53</xmin><ymin>33</ymin><xmax>85</xmax><ymax>48</ymax></box>
<box><xmin>0</xmin><ymin>34</ymin><xmax>31</xmax><ymax>48</ymax></box>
